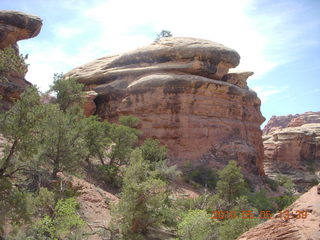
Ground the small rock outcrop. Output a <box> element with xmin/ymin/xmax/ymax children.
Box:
<box><xmin>238</xmin><ymin>185</ymin><xmax>320</xmax><ymax>240</ymax></box>
<box><xmin>0</xmin><ymin>10</ymin><xmax>42</xmax><ymax>109</ymax></box>
<box><xmin>67</xmin><ymin>37</ymin><xmax>265</xmax><ymax>175</ymax></box>
<box><xmin>263</xmin><ymin>112</ymin><xmax>320</xmax><ymax>184</ymax></box>
<box><xmin>57</xmin><ymin>173</ymin><xmax>118</xmax><ymax>240</ymax></box>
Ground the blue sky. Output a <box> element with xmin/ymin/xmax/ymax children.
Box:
<box><xmin>2</xmin><ymin>0</ymin><xmax>320</xmax><ymax>126</ymax></box>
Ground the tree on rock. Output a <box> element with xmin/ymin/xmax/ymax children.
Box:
<box><xmin>155</xmin><ymin>30</ymin><xmax>172</xmax><ymax>42</ymax></box>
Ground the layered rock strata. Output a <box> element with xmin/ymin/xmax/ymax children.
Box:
<box><xmin>263</xmin><ymin>111</ymin><xmax>320</xmax><ymax>134</ymax></box>
<box><xmin>0</xmin><ymin>10</ymin><xmax>42</xmax><ymax>109</ymax></box>
<box><xmin>238</xmin><ymin>185</ymin><xmax>320</xmax><ymax>240</ymax></box>
<box><xmin>67</xmin><ymin>37</ymin><xmax>265</xmax><ymax>174</ymax></box>
<box><xmin>263</xmin><ymin>112</ymin><xmax>320</xmax><ymax>184</ymax></box>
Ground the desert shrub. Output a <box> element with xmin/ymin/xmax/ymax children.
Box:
<box><xmin>216</xmin><ymin>161</ymin><xmax>248</xmax><ymax>203</ymax></box>
<box><xmin>96</xmin><ymin>164</ymin><xmax>122</xmax><ymax>187</ymax></box>
<box><xmin>0</xmin><ymin>181</ymin><xmax>33</xmax><ymax>235</ymax></box>
<box><xmin>0</xmin><ymin>87</ymin><xmax>43</xmax><ymax>178</ymax></box>
<box><xmin>28</xmin><ymin>197</ymin><xmax>85</xmax><ymax>239</ymax></box>
<box><xmin>274</xmin><ymin>194</ymin><xmax>297</xmax><ymax>210</ymax></box>
<box><xmin>0</xmin><ymin>46</ymin><xmax>27</xmax><ymax>83</ymax></box>
<box><xmin>184</xmin><ymin>163</ymin><xmax>218</xmax><ymax>190</ymax></box>
<box><xmin>219</xmin><ymin>217</ymin><xmax>261</xmax><ymax>240</ymax></box>
<box><xmin>265</xmin><ymin>177</ymin><xmax>278</xmax><ymax>191</ymax></box>
<box><xmin>119</xmin><ymin>115</ymin><xmax>140</xmax><ymax>128</ymax></box>
<box><xmin>248</xmin><ymin>189</ymin><xmax>276</xmax><ymax>212</ymax></box>
<box><xmin>154</xmin><ymin>160</ymin><xmax>181</xmax><ymax>181</ymax></box>
<box><xmin>140</xmin><ymin>138</ymin><xmax>167</xmax><ymax>163</ymax></box>
<box><xmin>275</xmin><ymin>175</ymin><xmax>295</xmax><ymax>194</ymax></box>
<box><xmin>177</xmin><ymin>209</ymin><xmax>216</xmax><ymax>240</ymax></box>
<box><xmin>48</xmin><ymin>73</ymin><xmax>84</xmax><ymax>113</ymax></box>
<box><xmin>108</xmin><ymin>123</ymin><xmax>139</xmax><ymax>166</ymax></box>
<box><xmin>111</xmin><ymin>149</ymin><xmax>171</xmax><ymax>239</ymax></box>
<box><xmin>155</xmin><ymin>30</ymin><xmax>172</xmax><ymax>42</ymax></box>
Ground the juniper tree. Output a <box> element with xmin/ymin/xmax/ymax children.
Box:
<box><xmin>111</xmin><ymin>149</ymin><xmax>170</xmax><ymax>239</ymax></box>
<box><xmin>38</xmin><ymin>104</ymin><xmax>88</xmax><ymax>179</ymax></box>
<box><xmin>0</xmin><ymin>46</ymin><xmax>27</xmax><ymax>83</ymax></box>
<box><xmin>216</xmin><ymin>160</ymin><xmax>248</xmax><ymax>203</ymax></box>
<box><xmin>0</xmin><ymin>87</ymin><xmax>42</xmax><ymax>178</ymax></box>
<box><xmin>155</xmin><ymin>30</ymin><xmax>172</xmax><ymax>42</ymax></box>
<box><xmin>48</xmin><ymin>73</ymin><xmax>84</xmax><ymax>113</ymax></box>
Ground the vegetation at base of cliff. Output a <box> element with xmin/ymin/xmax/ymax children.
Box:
<box><xmin>0</xmin><ymin>46</ymin><xmax>27</xmax><ymax>83</ymax></box>
<box><xmin>0</xmin><ymin>71</ymin><xmax>299</xmax><ymax>240</ymax></box>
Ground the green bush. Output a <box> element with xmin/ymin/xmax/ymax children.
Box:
<box><xmin>265</xmin><ymin>177</ymin><xmax>278</xmax><ymax>191</ymax></box>
<box><xmin>96</xmin><ymin>164</ymin><xmax>122</xmax><ymax>187</ymax></box>
<box><xmin>184</xmin><ymin>163</ymin><xmax>218</xmax><ymax>190</ymax></box>
<box><xmin>219</xmin><ymin>217</ymin><xmax>261</xmax><ymax>240</ymax></box>
<box><xmin>274</xmin><ymin>194</ymin><xmax>297</xmax><ymax>210</ymax></box>
<box><xmin>111</xmin><ymin>149</ymin><xmax>171</xmax><ymax>239</ymax></box>
<box><xmin>154</xmin><ymin>30</ymin><xmax>173</xmax><ymax>42</ymax></box>
<box><xmin>0</xmin><ymin>46</ymin><xmax>27</xmax><ymax>83</ymax></box>
<box><xmin>29</xmin><ymin>197</ymin><xmax>85</xmax><ymax>239</ymax></box>
<box><xmin>177</xmin><ymin>209</ymin><xmax>216</xmax><ymax>240</ymax></box>
<box><xmin>119</xmin><ymin>115</ymin><xmax>140</xmax><ymax>128</ymax></box>
<box><xmin>248</xmin><ymin>189</ymin><xmax>276</xmax><ymax>212</ymax></box>
<box><xmin>140</xmin><ymin>138</ymin><xmax>167</xmax><ymax>163</ymax></box>
<box><xmin>216</xmin><ymin>161</ymin><xmax>248</xmax><ymax>203</ymax></box>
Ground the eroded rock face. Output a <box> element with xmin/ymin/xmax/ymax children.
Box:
<box><xmin>263</xmin><ymin>112</ymin><xmax>320</xmax><ymax>185</ymax></box>
<box><xmin>263</xmin><ymin>115</ymin><xmax>298</xmax><ymax>135</ymax></box>
<box><xmin>263</xmin><ymin>111</ymin><xmax>320</xmax><ymax>134</ymax></box>
<box><xmin>264</xmin><ymin>124</ymin><xmax>320</xmax><ymax>166</ymax></box>
<box><xmin>237</xmin><ymin>185</ymin><xmax>320</xmax><ymax>240</ymax></box>
<box><xmin>0</xmin><ymin>10</ymin><xmax>42</xmax><ymax>110</ymax></box>
<box><xmin>67</xmin><ymin>37</ymin><xmax>265</xmax><ymax>174</ymax></box>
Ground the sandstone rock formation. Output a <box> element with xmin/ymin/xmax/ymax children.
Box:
<box><xmin>237</xmin><ymin>185</ymin><xmax>320</xmax><ymax>240</ymax></box>
<box><xmin>263</xmin><ymin>111</ymin><xmax>320</xmax><ymax>134</ymax></box>
<box><xmin>67</xmin><ymin>37</ymin><xmax>265</xmax><ymax>175</ymax></box>
<box><xmin>263</xmin><ymin>114</ymin><xmax>298</xmax><ymax>135</ymax></box>
<box><xmin>0</xmin><ymin>10</ymin><xmax>42</xmax><ymax>109</ymax></box>
<box><xmin>263</xmin><ymin>112</ymin><xmax>320</xmax><ymax>185</ymax></box>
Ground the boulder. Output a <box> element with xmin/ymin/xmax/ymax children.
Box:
<box><xmin>67</xmin><ymin>37</ymin><xmax>265</xmax><ymax>175</ymax></box>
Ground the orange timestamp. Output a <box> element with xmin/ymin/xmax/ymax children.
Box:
<box><xmin>211</xmin><ymin>210</ymin><xmax>308</xmax><ymax>220</ymax></box>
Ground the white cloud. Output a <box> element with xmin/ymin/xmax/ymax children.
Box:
<box><xmin>251</xmin><ymin>85</ymin><xmax>288</xmax><ymax>103</ymax></box>
<box><xmin>18</xmin><ymin>0</ymin><xmax>316</xmax><ymax>91</ymax></box>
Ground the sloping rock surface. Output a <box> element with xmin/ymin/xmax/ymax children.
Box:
<box><xmin>57</xmin><ymin>173</ymin><xmax>118</xmax><ymax>240</ymax></box>
<box><xmin>238</xmin><ymin>185</ymin><xmax>320</xmax><ymax>240</ymax></box>
<box><xmin>67</xmin><ymin>37</ymin><xmax>265</xmax><ymax>174</ymax></box>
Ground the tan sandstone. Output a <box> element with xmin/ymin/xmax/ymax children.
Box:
<box><xmin>238</xmin><ymin>185</ymin><xmax>320</xmax><ymax>240</ymax></box>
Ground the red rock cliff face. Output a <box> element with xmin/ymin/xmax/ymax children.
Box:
<box><xmin>263</xmin><ymin>112</ymin><xmax>320</xmax><ymax>183</ymax></box>
<box><xmin>0</xmin><ymin>11</ymin><xmax>42</xmax><ymax>109</ymax></box>
<box><xmin>67</xmin><ymin>37</ymin><xmax>265</xmax><ymax>175</ymax></box>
